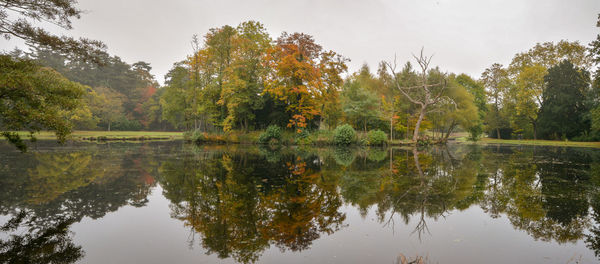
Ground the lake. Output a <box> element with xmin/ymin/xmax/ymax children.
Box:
<box><xmin>1</xmin><ymin>141</ymin><xmax>599</xmax><ymax>263</ymax></box>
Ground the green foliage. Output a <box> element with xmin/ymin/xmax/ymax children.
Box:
<box><xmin>342</xmin><ymin>65</ymin><xmax>382</xmax><ymax>132</ymax></box>
<box><xmin>0</xmin><ymin>55</ymin><xmax>85</xmax><ymax>151</ymax></box>
<box><xmin>0</xmin><ymin>0</ymin><xmax>107</xmax><ymax>64</ymax></box>
<box><xmin>184</xmin><ymin>130</ymin><xmax>205</xmax><ymax>144</ymax></box>
<box><xmin>333</xmin><ymin>124</ymin><xmax>357</xmax><ymax>145</ymax></box>
<box><xmin>538</xmin><ymin>60</ymin><xmax>590</xmax><ymax>139</ymax></box>
<box><xmin>417</xmin><ymin>136</ymin><xmax>434</xmax><ymax>146</ymax></box>
<box><xmin>366</xmin><ymin>130</ymin><xmax>387</xmax><ymax>146</ymax></box>
<box><xmin>467</xmin><ymin>124</ymin><xmax>484</xmax><ymax>141</ymax></box>
<box><xmin>258</xmin><ymin>125</ymin><xmax>282</xmax><ymax>144</ymax></box>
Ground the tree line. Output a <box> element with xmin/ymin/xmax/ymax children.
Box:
<box><xmin>2</xmin><ymin>0</ymin><xmax>600</xmax><ymax>150</ymax></box>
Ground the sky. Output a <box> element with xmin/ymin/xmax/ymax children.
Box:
<box><xmin>2</xmin><ymin>0</ymin><xmax>599</xmax><ymax>85</ymax></box>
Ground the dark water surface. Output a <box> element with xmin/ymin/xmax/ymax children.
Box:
<box><xmin>1</xmin><ymin>141</ymin><xmax>600</xmax><ymax>263</ymax></box>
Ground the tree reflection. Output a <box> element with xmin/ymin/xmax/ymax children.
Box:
<box><xmin>158</xmin><ymin>147</ymin><xmax>345</xmax><ymax>263</ymax></box>
<box><xmin>477</xmin><ymin>147</ymin><xmax>594</xmax><ymax>244</ymax></box>
<box><xmin>0</xmin><ymin>211</ymin><xmax>83</xmax><ymax>264</ymax></box>
<box><xmin>0</xmin><ymin>142</ymin><xmax>163</xmax><ymax>262</ymax></box>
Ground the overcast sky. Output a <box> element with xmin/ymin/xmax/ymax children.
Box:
<box><xmin>2</xmin><ymin>0</ymin><xmax>599</xmax><ymax>85</ymax></box>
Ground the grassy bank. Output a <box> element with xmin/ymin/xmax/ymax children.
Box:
<box><xmin>457</xmin><ymin>136</ymin><xmax>600</xmax><ymax>148</ymax></box>
<box><xmin>4</xmin><ymin>131</ymin><xmax>184</xmax><ymax>141</ymax></box>
<box><xmin>184</xmin><ymin>129</ymin><xmax>405</xmax><ymax>146</ymax></box>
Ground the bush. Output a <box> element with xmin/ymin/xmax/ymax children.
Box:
<box><xmin>333</xmin><ymin>124</ymin><xmax>356</xmax><ymax>145</ymax></box>
<box><xmin>367</xmin><ymin>129</ymin><xmax>387</xmax><ymax>145</ymax></box>
<box><xmin>417</xmin><ymin>135</ymin><xmax>433</xmax><ymax>146</ymax></box>
<box><xmin>467</xmin><ymin>125</ymin><xmax>483</xmax><ymax>141</ymax></box>
<box><xmin>259</xmin><ymin>125</ymin><xmax>282</xmax><ymax>144</ymax></box>
<box><xmin>184</xmin><ymin>130</ymin><xmax>205</xmax><ymax>144</ymax></box>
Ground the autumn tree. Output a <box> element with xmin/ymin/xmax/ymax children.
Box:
<box><xmin>218</xmin><ymin>21</ymin><xmax>271</xmax><ymax>131</ymax></box>
<box><xmin>264</xmin><ymin>32</ymin><xmax>347</xmax><ymax>132</ymax></box>
<box><xmin>384</xmin><ymin>49</ymin><xmax>451</xmax><ymax>142</ymax></box>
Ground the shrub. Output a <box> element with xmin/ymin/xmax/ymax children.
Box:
<box><xmin>333</xmin><ymin>124</ymin><xmax>356</xmax><ymax>145</ymax></box>
<box><xmin>184</xmin><ymin>130</ymin><xmax>205</xmax><ymax>144</ymax></box>
<box><xmin>467</xmin><ymin>125</ymin><xmax>483</xmax><ymax>141</ymax></box>
<box><xmin>417</xmin><ymin>135</ymin><xmax>433</xmax><ymax>146</ymax></box>
<box><xmin>367</xmin><ymin>129</ymin><xmax>387</xmax><ymax>145</ymax></box>
<box><xmin>259</xmin><ymin>125</ymin><xmax>282</xmax><ymax>144</ymax></box>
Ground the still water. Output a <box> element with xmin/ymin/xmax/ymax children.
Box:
<box><xmin>1</xmin><ymin>141</ymin><xmax>599</xmax><ymax>263</ymax></box>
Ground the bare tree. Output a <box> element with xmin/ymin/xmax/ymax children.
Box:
<box><xmin>384</xmin><ymin>49</ymin><xmax>450</xmax><ymax>143</ymax></box>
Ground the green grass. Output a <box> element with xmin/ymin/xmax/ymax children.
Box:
<box><xmin>4</xmin><ymin>131</ymin><xmax>184</xmax><ymax>141</ymax></box>
<box><xmin>456</xmin><ymin>136</ymin><xmax>600</xmax><ymax>148</ymax></box>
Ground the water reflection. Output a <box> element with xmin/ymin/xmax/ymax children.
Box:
<box><xmin>0</xmin><ymin>142</ymin><xmax>161</xmax><ymax>263</ymax></box>
<box><xmin>0</xmin><ymin>211</ymin><xmax>83</xmax><ymax>264</ymax></box>
<box><xmin>1</xmin><ymin>142</ymin><xmax>600</xmax><ymax>263</ymax></box>
<box><xmin>158</xmin><ymin>146</ymin><xmax>345</xmax><ymax>263</ymax></box>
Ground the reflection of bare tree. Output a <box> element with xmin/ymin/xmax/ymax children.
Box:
<box><xmin>379</xmin><ymin>147</ymin><xmax>458</xmax><ymax>240</ymax></box>
<box><xmin>411</xmin><ymin>147</ymin><xmax>430</xmax><ymax>240</ymax></box>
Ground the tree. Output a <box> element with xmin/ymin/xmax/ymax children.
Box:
<box><xmin>507</xmin><ymin>40</ymin><xmax>591</xmax><ymax>139</ymax></box>
<box><xmin>160</xmin><ymin>62</ymin><xmax>193</xmax><ymax>130</ymax></box>
<box><xmin>0</xmin><ymin>0</ymin><xmax>107</xmax><ymax>64</ymax></box>
<box><xmin>341</xmin><ymin>67</ymin><xmax>381</xmax><ymax>132</ymax></box>
<box><xmin>0</xmin><ymin>0</ymin><xmax>108</xmax><ymax>150</ymax></box>
<box><xmin>264</xmin><ymin>32</ymin><xmax>347</xmax><ymax>132</ymax></box>
<box><xmin>456</xmin><ymin>74</ymin><xmax>486</xmax><ymax>140</ymax></box>
<box><xmin>509</xmin><ymin>40</ymin><xmax>592</xmax><ymax>73</ymax></box>
<box><xmin>91</xmin><ymin>87</ymin><xmax>125</xmax><ymax>131</ymax></box>
<box><xmin>384</xmin><ymin>49</ymin><xmax>450</xmax><ymax>142</ymax></box>
<box><xmin>0</xmin><ymin>56</ymin><xmax>85</xmax><ymax>151</ymax></box>
<box><xmin>512</xmin><ymin>64</ymin><xmax>546</xmax><ymax>139</ymax></box>
<box><xmin>218</xmin><ymin>21</ymin><xmax>271</xmax><ymax>131</ymax></box>
<box><xmin>481</xmin><ymin>63</ymin><xmax>511</xmax><ymax>139</ymax></box>
<box><xmin>434</xmin><ymin>75</ymin><xmax>480</xmax><ymax>141</ymax></box>
<box><xmin>537</xmin><ymin>60</ymin><xmax>590</xmax><ymax>139</ymax></box>
<box><xmin>318</xmin><ymin>50</ymin><xmax>348</xmax><ymax>130</ymax></box>
<box><xmin>589</xmin><ymin>14</ymin><xmax>600</xmax><ymax>138</ymax></box>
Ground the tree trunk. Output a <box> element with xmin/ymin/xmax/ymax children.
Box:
<box><xmin>108</xmin><ymin>121</ymin><xmax>111</xmax><ymax>132</ymax></box>
<box><xmin>413</xmin><ymin>106</ymin><xmax>426</xmax><ymax>142</ymax></box>
<box><xmin>390</xmin><ymin>116</ymin><xmax>393</xmax><ymax>142</ymax></box>
<box><xmin>496</xmin><ymin>128</ymin><xmax>501</xmax><ymax>139</ymax></box>
<box><xmin>444</xmin><ymin>121</ymin><xmax>457</xmax><ymax>142</ymax></box>
<box><xmin>532</xmin><ymin>121</ymin><xmax>537</xmax><ymax>140</ymax></box>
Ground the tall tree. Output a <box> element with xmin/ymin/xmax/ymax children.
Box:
<box><xmin>341</xmin><ymin>66</ymin><xmax>381</xmax><ymax>132</ymax></box>
<box><xmin>218</xmin><ymin>21</ymin><xmax>271</xmax><ymax>131</ymax></box>
<box><xmin>385</xmin><ymin>49</ymin><xmax>450</xmax><ymax>142</ymax></box>
<box><xmin>456</xmin><ymin>74</ymin><xmax>486</xmax><ymax>140</ymax></box>
<box><xmin>507</xmin><ymin>40</ymin><xmax>591</xmax><ymax>139</ymax></box>
<box><xmin>537</xmin><ymin>60</ymin><xmax>590</xmax><ymax>139</ymax></box>
<box><xmin>481</xmin><ymin>63</ymin><xmax>511</xmax><ymax>139</ymax></box>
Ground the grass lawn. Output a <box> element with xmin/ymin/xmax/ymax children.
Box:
<box><xmin>456</xmin><ymin>136</ymin><xmax>600</xmax><ymax>148</ymax></box>
<box><xmin>4</xmin><ymin>131</ymin><xmax>184</xmax><ymax>140</ymax></box>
